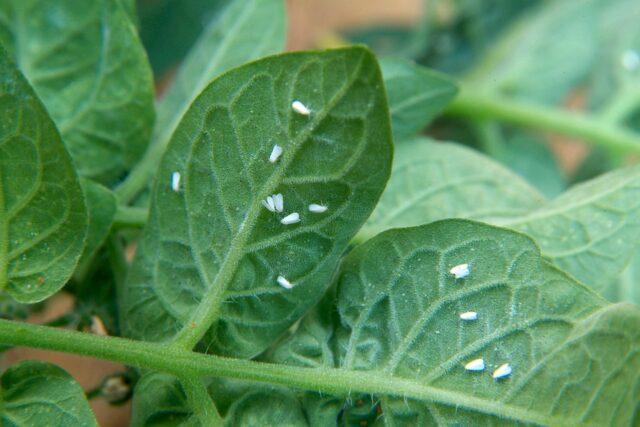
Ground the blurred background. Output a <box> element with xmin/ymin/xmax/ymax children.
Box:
<box><xmin>3</xmin><ymin>0</ymin><xmax>639</xmax><ymax>425</ymax></box>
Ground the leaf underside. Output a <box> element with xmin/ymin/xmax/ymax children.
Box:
<box><xmin>362</xmin><ymin>139</ymin><xmax>640</xmax><ymax>302</ymax></box>
<box><xmin>121</xmin><ymin>47</ymin><xmax>393</xmax><ymax>358</ymax></box>
<box><xmin>1</xmin><ymin>361</ymin><xmax>97</xmax><ymax>426</ymax></box>
<box><xmin>380</xmin><ymin>58</ymin><xmax>458</xmax><ymax>141</ymax></box>
<box><xmin>0</xmin><ymin>50</ymin><xmax>87</xmax><ymax>303</ymax></box>
<box><xmin>0</xmin><ymin>0</ymin><xmax>155</xmax><ymax>184</ymax></box>
<box><xmin>132</xmin><ymin>221</ymin><xmax>640</xmax><ymax>425</ymax></box>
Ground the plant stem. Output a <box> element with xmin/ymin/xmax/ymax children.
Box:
<box><xmin>0</xmin><ymin>319</ymin><xmax>552</xmax><ymax>424</ymax></box>
<box><xmin>113</xmin><ymin>205</ymin><xmax>148</xmax><ymax>229</ymax></box>
<box><xmin>180</xmin><ymin>375</ymin><xmax>223</xmax><ymax>426</ymax></box>
<box><xmin>446</xmin><ymin>89</ymin><xmax>640</xmax><ymax>154</ymax></box>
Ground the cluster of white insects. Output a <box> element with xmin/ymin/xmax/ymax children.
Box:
<box><xmin>450</xmin><ymin>263</ymin><xmax>512</xmax><ymax>380</ymax></box>
<box><xmin>171</xmin><ymin>100</ymin><xmax>324</xmax><ymax>291</ymax></box>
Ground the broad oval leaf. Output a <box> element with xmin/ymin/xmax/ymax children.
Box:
<box><xmin>0</xmin><ymin>0</ymin><xmax>155</xmax><ymax>183</ymax></box>
<box><xmin>380</xmin><ymin>58</ymin><xmax>457</xmax><ymax>141</ymax></box>
<box><xmin>266</xmin><ymin>220</ymin><xmax>640</xmax><ymax>425</ymax></box>
<box><xmin>121</xmin><ymin>47</ymin><xmax>393</xmax><ymax>357</ymax></box>
<box><xmin>0</xmin><ymin>360</ymin><xmax>97</xmax><ymax>426</ymax></box>
<box><xmin>154</xmin><ymin>0</ymin><xmax>286</xmax><ymax>153</ymax></box>
<box><xmin>357</xmin><ymin>138</ymin><xmax>544</xmax><ymax>241</ymax></box>
<box><xmin>505</xmin><ymin>165</ymin><xmax>640</xmax><ymax>296</ymax></box>
<box><xmin>0</xmin><ymin>51</ymin><xmax>87</xmax><ymax>303</ymax></box>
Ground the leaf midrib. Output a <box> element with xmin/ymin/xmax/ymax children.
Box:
<box><xmin>170</xmin><ymin>50</ymin><xmax>368</xmax><ymax>350</ymax></box>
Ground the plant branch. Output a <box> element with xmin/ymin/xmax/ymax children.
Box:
<box><xmin>446</xmin><ymin>88</ymin><xmax>640</xmax><ymax>154</ymax></box>
<box><xmin>113</xmin><ymin>205</ymin><xmax>148</xmax><ymax>229</ymax></box>
<box><xmin>180</xmin><ymin>375</ymin><xmax>223</xmax><ymax>426</ymax></box>
<box><xmin>0</xmin><ymin>318</ymin><xmax>554</xmax><ymax>425</ymax></box>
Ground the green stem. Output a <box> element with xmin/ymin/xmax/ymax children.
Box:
<box><xmin>180</xmin><ymin>375</ymin><xmax>223</xmax><ymax>426</ymax></box>
<box><xmin>446</xmin><ymin>89</ymin><xmax>640</xmax><ymax>154</ymax></box>
<box><xmin>0</xmin><ymin>319</ymin><xmax>552</xmax><ymax>424</ymax></box>
<box><xmin>114</xmin><ymin>138</ymin><xmax>166</xmax><ymax>203</ymax></box>
<box><xmin>113</xmin><ymin>205</ymin><xmax>148</xmax><ymax>229</ymax></box>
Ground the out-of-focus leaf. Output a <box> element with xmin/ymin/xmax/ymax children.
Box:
<box><xmin>506</xmin><ymin>165</ymin><xmax>640</xmax><ymax>296</ymax></box>
<box><xmin>0</xmin><ymin>47</ymin><xmax>87</xmax><ymax>303</ymax></box>
<box><xmin>1</xmin><ymin>361</ymin><xmax>97</xmax><ymax>426</ymax></box>
<box><xmin>465</xmin><ymin>0</ymin><xmax>598</xmax><ymax>105</ymax></box>
<box><xmin>359</xmin><ymin>138</ymin><xmax>544</xmax><ymax>241</ymax></box>
<box><xmin>475</xmin><ymin>123</ymin><xmax>565</xmax><ymax>198</ymax></box>
<box><xmin>0</xmin><ymin>0</ymin><xmax>155</xmax><ymax>183</ymax></box>
<box><xmin>381</xmin><ymin>58</ymin><xmax>458</xmax><ymax>140</ymax></box>
<box><xmin>137</xmin><ymin>0</ymin><xmax>231</xmax><ymax>76</ymax></box>
<box><xmin>154</xmin><ymin>0</ymin><xmax>286</xmax><ymax>157</ymax></box>
<box><xmin>77</xmin><ymin>180</ymin><xmax>117</xmax><ymax>268</ymax></box>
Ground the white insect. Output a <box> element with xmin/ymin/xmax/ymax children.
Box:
<box><xmin>269</xmin><ymin>144</ymin><xmax>283</xmax><ymax>163</ymax></box>
<box><xmin>273</xmin><ymin>193</ymin><xmax>284</xmax><ymax>212</ymax></box>
<box><xmin>261</xmin><ymin>196</ymin><xmax>276</xmax><ymax>212</ymax></box>
<box><xmin>621</xmin><ymin>49</ymin><xmax>640</xmax><ymax>71</ymax></box>
<box><xmin>450</xmin><ymin>263</ymin><xmax>470</xmax><ymax>279</ymax></box>
<box><xmin>308</xmin><ymin>203</ymin><xmax>327</xmax><ymax>213</ymax></box>
<box><xmin>291</xmin><ymin>100</ymin><xmax>311</xmax><ymax>116</ymax></box>
<box><xmin>277</xmin><ymin>275</ymin><xmax>294</xmax><ymax>289</ymax></box>
<box><xmin>464</xmin><ymin>358</ymin><xmax>485</xmax><ymax>372</ymax></box>
<box><xmin>493</xmin><ymin>363</ymin><xmax>512</xmax><ymax>379</ymax></box>
<box><xmin>281</xmin><ymin>212</ymin><xmax>300</xmax><ymax>225</ymax></box>
<box><xmin>171</xmin><ymin>172</ymin><xmax>181</xmax><ymax>192</ymax></box>
<box><xmin>459</xmin><ymin>311</ymin><xmax>478</xmax><ymax>321</ymax></box>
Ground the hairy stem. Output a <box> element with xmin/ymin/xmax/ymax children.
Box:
<box><xmin>446</xmin><ymin>88</ymin><xmax>640</xmax><ymax>154</ymax></box>
<box><xmin>180</xmin><ymin>375</ymin><xmax>223</xmax><ymax>426</ymax></box>
<box><xmin>0</xmin><ymin>319</ymin><xmax>552</xmax><ymax>424</ymax></box>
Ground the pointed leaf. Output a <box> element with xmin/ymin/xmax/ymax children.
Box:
<box><xmin>121</xmin><ymin>47</ymin><xmax>393</xmax><ymax>357</ymax></box>
<box><xmin>0</xmin><ymin>51</ymin><xmax>87</xmax><ymax>303</ymax></box>
<box><xmin>267</xmin><ymin>220</ymin><xmax>640</xmax><ymax>424</ymax></box>
<box><xmin>0</xmin><ymin>0</ymin><xmax>155</xmax><ymax>183</ymax></box>
<box><xmin>154</xmin><ymin>0</ymin><xmax>286</xmax><ymax>155</ymax></box>
<box><xmin>1</xmin><ymin>361</ymin><xmax>97</xmax><ymax>426</ymax></box>
<box><xmin>380</xmin><ymin>58</ymin><xmax>457</xmax><ymax>140</ymax></box>
<box><xmin>358</xmin><ymin>138</ymin><xmax>544</xmax><ymax>241</ymax></box>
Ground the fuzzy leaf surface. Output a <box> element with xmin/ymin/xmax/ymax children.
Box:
<box><xmin>0</xmin><ymin>0</ymin><xmax>155</xmax><ymax>183</ymax></box>
<box><xmin>0</xmin><ymin>361</ymin><xmax>97</xmax><ymax>426</ymax></box>
<box><xmin>267</xmin><ymin>220</ymin><xmax>640</xmax><ymax>425</ymax></box>
<box><xmin>121</xmin><ymin>47</ymin><xmax>393</xmax><ymax>357</ymax></box>
<box><xmin>0</xmin><ymin>51</ymin><xmax>86</xmax><ymax>303</ymax></box>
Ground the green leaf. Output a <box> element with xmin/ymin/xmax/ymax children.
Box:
<box><xmin>358</xmin><ymin>138</ymin><xmax>544</xmax><ymax>241</ymax></box>
<box><xmin>0</xmin><ymin>360</ymin><xmax>97</xmax><ymax>426</ymax></box>
<box><xmin>77</xmin><ymin>179</ymin><xmax>116</xmax><ymax>269</ymax></box>
<box><xmin>266</xmin><ymin>220</ymin><xmax>640</xmax><ymax>424</ymax></box>
<box><xmin>474</xmin><ymin>123</ymin><xmax>566</xmax><ymax>198</ymax></box>
<box><xmin>154</xmin><ymin>0</ymin><xmax>286</xmax><ymax>158</ymax></box>
<box><xmin>505</xmin><ymin>165</ymin><xmax>640</xmax><ymax>296</ymax></box>
<box><xmin>131</xmin><ymin>373</ymin><xmax>197</xmax><ymax>426</ymax></box>
<box><xmin>138</xmin><ymin>0</ymin><xmax>231</xmax><ymax>76</ymax></box>
<box><xmin>0</xmin><ymin>50</ymin><xmax>87</xmax><ymax>303</ymax></box>
<box><xmin>615</xmin><ymin>250</ymin><xmax>640</xmax><ymax>305</ymax></box>
<box><xmin>121</xmin><ymin>47</ymin><xmax>393</xmax><ymax>357</ymax></box>
<box><xmin>381</xmin><ymin>58</ymin><xmax>457</xmax><ymax>141</ymax></box>
<box><xmin>466</xmin><ymin>0</ymin><xmax>598</xmax><ymax>104</ymax></box>
<box><xmin>0</xmin><ymin>0</ymin><xmax>155</xmax><ymax>184</ymax></box>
